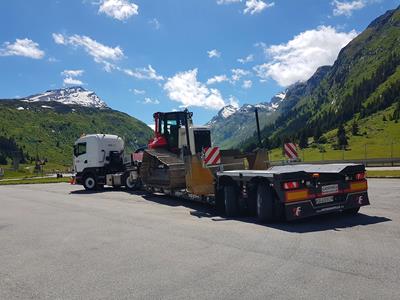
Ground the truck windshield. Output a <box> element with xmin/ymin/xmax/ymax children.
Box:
<box><xmin>73</xmin><ymin>142</ymin><xmax>87</xmax><ymax>157</ymax></box>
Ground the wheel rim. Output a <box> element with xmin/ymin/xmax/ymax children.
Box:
<box><xmin>126</xmin><ymin>177</ymin><xmax>135</xmax><ymax>188</ymax></box>
<box><xmin>85</xmin><ymin>177</ymin><xmax>95</xmax><ymax>189</ymax></box>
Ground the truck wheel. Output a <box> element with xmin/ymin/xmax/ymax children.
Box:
<box><xmin>83</xmin><ymin>175</ymin><xmax>97</xmax><ymax>191</ymax></box>
<box><xmin>224</xmin><ymin>185</ymin><xmax>239</xmax><ymax>217</ymax></box>
<box><xmin>256</xmin><ymin>183</ymin><xmax>275</xmax><ymax>223</ymax></box>
<box><xmin>125</xmin><ymin>176</ymin><xmax>138</xmax><ymax>190</ymax></box>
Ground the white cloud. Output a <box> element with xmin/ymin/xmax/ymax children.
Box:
<box><xmin>63</xmin><ymin>77</ymin><xmax>83</xmax><ymax>85</ymax></box>
<box><xmin>207</xmin><ymin>74</ymin><xmax>229</xmax><ymax>85</ymax></box>
<box><xmin>207</xmin><ymin>49</ymin><xmax>221</xmax><ymax>58</ymax></box>
<box><xmin>48</xmin><ymin>57</ymin><xmax>59</xmax><ymax>63</ymax></box>
<box><xmin>231</xmin><ymin>68</ymin><xmax>250</xmax><ymax>82</ymax></box>
<box><xmin>253</xmin><ymin>26</ymin><xmax>357</xmax><ymax>87</ymax></box>
<box><xmin>0</xmin><ymin>38</ymin><xmax>45</xmax><ymax>59</ymax></box>
<box><xmin>52</xmin><ymin>33</ymin><xmax>65</xmax><ymax>45</ymax></box>
<box><xmin>98</xmin><ymin>0</ymin><xmax>139</xmax><ymax>21</ymax></box>
<box><xmin>332</xmin><ymin>0</ymin><xmax>365</xmax><ymax>16</ymax></box>
<box><xmin>124</xmin><ymin>65</ymin><xmax>164</xmax><ymax>81</ymax></box>
<box><xmin>217</xmin><ymin>0</ymin><xmax>242</xmax><ymax>4</ymax></box>
<box><xmin>164</xmin><ymin>69</ymin><xmax>226</xmax><ymax>110</ymax></box>
<box><xmin>228</xmin><ymin>95</ymin><xmax>240</xmax><ymax>108</ymax></box>
<box><xmin>131</xmin><ymin>88</ymin><xmax>145</xmax><ymax>95</ymax></box>
<box><xmin>61</xmin><ymin>69</ymin><xmax>84</xmax><ymax>86</ymax></box>
<box><xmin>237</xmin><ymin>54</ymin><xmax>254</xmax><ymax>64</ymax></box>
<box><xmin>61</xmin><ymin>69</ymin><xmax>84</xmax><ymax>77</ymax></box>
<box><xmin>141</xmin><ymin>97</ymin><xmax>160</xmax><ymax>105</ymax></box>
<box><xmin>52</xmin><ymin>33</ymin><xmax>124</xmax><ymax>70</ymax></box>
<box><xmin>244</xmin><ymin>0</ymin><xmax>274</xmax><ymax>15</ymax></box>
<box><xmin>148</xmin><ymin>18</ymin><xmax>161</xmax><ymax>30</ymax></box>
<box><xmin>242</xmin><ymin>80</ymin><xmax>253</xmax><ymax>89</ymax></box>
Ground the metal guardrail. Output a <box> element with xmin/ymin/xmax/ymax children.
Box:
<box><xmin>270</xmin><ymin>157</ymin><xmax>400</xmax><ymax>167</ymax></box>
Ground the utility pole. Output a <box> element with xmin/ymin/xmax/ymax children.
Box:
<box><xmin>391</xmin><ymin>141</ymin><xmax>394</xmax><ymax>166</ymax></box>
<box><xmin>255</xmin><ymin>108</ymin><xmax>262</xmax><ymax>148</ymax></box>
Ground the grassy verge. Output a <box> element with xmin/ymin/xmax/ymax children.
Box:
<box><xmin>268</xmin><ymin>105</ymin><xmax>400</xmax><ymax>162</ymax></box>
<box><xmin>0</xmin><ymin>177</ymin><xmax>70</xmax><ymax>185</ymax></box>
<box><xmin>366</xmin><ymin>170</ymin><xmax>400</xmax><ymax>178</ymax></box>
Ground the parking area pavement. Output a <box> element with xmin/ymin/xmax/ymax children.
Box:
<box><xmin>0</xmin><ymin>179</ymin><xmax>399</xmax><ymax>299</ymax></box>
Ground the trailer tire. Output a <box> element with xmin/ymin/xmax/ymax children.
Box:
<box><xmin>224</xmin><ymin>185</ymin><xmax>239</xmax><ymax>217</ymax></box>
<box><xmin>256</xmin><ymin>183</ymin><xmax>275</xmax><ymax>223</ymax></box>
<box><xmin>345</xmin><ymin>207</ymin><xmax>360</xmax><ymax>215</ymax></box>
<box><xmin>83</xmin><ymin>175</ymin><xmax>97</xmax><ymax>191</ymax></box>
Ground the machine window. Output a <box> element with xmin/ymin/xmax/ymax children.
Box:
<box><xmin>73</xmin><ymin>142</ymin><xmax>87</xmax><ymax>157</ymax></box>
<box><xmin>194</xmin><ymin>131</ymin><xmax>211</xmax><ymax>154</ymax></box>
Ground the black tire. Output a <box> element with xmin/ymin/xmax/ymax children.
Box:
<box><xmin>247</xmin><ymin>185</ymin><xmax>258</xmax><ymax>216</ymax></box>
<box><xmin>215</xmin><ymin>187</ymin><xmax>225</xmax><ymax>215</ymax></box>
<box><xmin>125</xmin><ymin>175</ymin><xmax>138</xmax><ymax>190</ymax></box>
<box><xmin>345</xmin><ymin>207</ymin><xmax>360</xmax><ymax>215</ymax></box>
<box><xmin>256</xmin><ymin>183</ymin><xmax>275</xmax><ymax>223</ymax></box>
<box><xmin>83</xmin><ymin>175</ymin><xmax>97</xmax><ymax>191</ymax></box>
<box><xmin>224</xmin><ymin>185</ymin><xmax>239</xmax><ymax>217</ymax></box>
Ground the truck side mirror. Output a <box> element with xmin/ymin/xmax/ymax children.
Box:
<box><xmin>100</xmin><ymin>150</ymin><xmax>106</xmax><ymax>162</ymax></box>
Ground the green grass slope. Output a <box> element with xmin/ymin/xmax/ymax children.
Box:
<box><xmin>269</xmin><ymin>104</ymin><xmax>400</xmax><ymax>162</ymax></box>
<box><xmin>0</xmin><ymin>100</ymin><xmax>153</xmax><ymax>166</ymax></box>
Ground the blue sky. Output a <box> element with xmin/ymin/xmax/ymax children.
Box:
<box><xmin>0</xmin><ymin>0</ymin><xmax>398</xmax><ymax>125</ymax></box>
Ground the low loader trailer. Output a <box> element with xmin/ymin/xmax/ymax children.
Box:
<box><xmin>72</xmin><ymin>110</ymin><xmax>369</xmax><ymax>222</ymax></box>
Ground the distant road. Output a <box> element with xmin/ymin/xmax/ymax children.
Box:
<box><xmin>1</xmin><ymin>180</ymin><xmax>399</xmax><ymax>299</ymax></box>
<box><xmin>366</xmin><ymin>166</ymin><xmax>400</xmax><ymax>171</ymax></box>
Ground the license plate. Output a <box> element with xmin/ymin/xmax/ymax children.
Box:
<box><xmin>321</xmin><ymin>184</ymin><xmax>338</xmax><ymax>195</ymax></box>
<box><xmin>315</xmin><ymin>196</ymin><xmax>334</xmax><ymax>205</ymax></box>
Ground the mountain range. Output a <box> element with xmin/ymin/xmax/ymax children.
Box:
<box><xmin>210</xmin><ymin>6</ymin><xmax>400</xmax><ymax>151</ymax></box>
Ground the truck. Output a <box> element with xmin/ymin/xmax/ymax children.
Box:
<box><xmin>72</xmin><ymin>110</ymin><xmax>370</xmax><ymax>222</ymax></box>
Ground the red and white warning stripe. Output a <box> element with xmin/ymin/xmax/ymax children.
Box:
<box><xmin>203</xmin><ymin>147</ymin><xmax>221</xmax><ymax>166</ymax></box>
<box><xmin>284</xmin><ymin>143</ymin><xmax>298</xmax><ymax>160</ymax></box>
<box><xmin>132</xmin><ymin>152</ymin><xmax>143</xmax><ymax>162</ymax></box>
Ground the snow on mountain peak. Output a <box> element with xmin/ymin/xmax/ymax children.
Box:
<box><xmin>220</xmin><ymin>105</ymin><xmax>238</xmax><ymax>119</ymax></box>
<box><xmin>22</xmin><ymin>86</ymin><xmax>108</xmax><ymax>108</ymax></box>
<box><xmin>275</xmin><ymin>91</ymin><xmax>286</xmax><ymax>100</ymax></box>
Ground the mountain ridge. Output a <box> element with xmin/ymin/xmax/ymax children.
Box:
<box><xmin>20</xmin><ymin>86</ymin><xmax>108</xmax><ymax>109</ymax></box>
<box><xmin>239</xmin><ymin>6</ymin><xmax>400</xmax><ymax>151</ymax></box>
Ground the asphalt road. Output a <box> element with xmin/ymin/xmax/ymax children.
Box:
<box><xmin>0</xmin><ymin>180</ymin><xmax>399</xmax><ymax>300</ymax></box>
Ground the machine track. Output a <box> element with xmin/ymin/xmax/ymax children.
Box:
<box><xmin>140</xmin><ymin>148</ymin><xmax>187</xmax><ymax>189</ymax></box>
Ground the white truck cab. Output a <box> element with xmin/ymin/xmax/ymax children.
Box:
<box><xmin>73</xmin><ymin>134</ymin><xmax>137</xmax><ymax>190</ymax></box>
<box><xmin>73</xmin><ymin>134</ymin><xmax>124</xmax><ymax>173</ymax></box>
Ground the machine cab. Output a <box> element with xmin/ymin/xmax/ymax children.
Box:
<box><xmin>148</xmin><ymin>110</ymin><xmax>211</xmax><ymax>154</ymax></box>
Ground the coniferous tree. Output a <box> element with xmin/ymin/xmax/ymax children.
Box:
<box><xmin>351</xmin><ymin>121</ymin><xmax>359</xmax><ymax>135</ymax></box>
<box><xmin>337</xmin><ymin>123</ymin><xmax>348</xmax><ymax>147</ymax></box>
<box><xmin>299</xmin><ymin>133</ymin><xmax>308</xmax><ymax>149</ymax></box>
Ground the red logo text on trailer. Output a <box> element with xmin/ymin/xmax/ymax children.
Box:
<box><xmin>284</xmin><ymin>143</ymin><xmax>298</xmax><ymax>160</ymax></box>
<box><xmin>203</xmin><ymin>147</ymin><xmax>221</xmax><ymax>166</ymax></box>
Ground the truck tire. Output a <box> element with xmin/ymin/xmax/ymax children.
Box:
<box><xmin>83</xmin><ymin>175</ymin><xmax>97</xmax><ymax>191</ymax></box>
<box><xmin>224</xmin><ymin>185</ymin><xmax>239</xmax><ymax>217</ymax></box>
<box><xmin>125</xmin><ymin>175</ymin><xmax>138</xmax><ymax>190</ymax></box>
<box><xmin>256</xmin><ymin>183</ymin><xmax>275</xmax><ymax>223</ymax></box>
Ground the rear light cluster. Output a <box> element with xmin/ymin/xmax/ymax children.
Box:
<box><xmin>355</xmin><ymin>172</ymin><xmax>365</xmax><ymax>180</ymax></box>
<box><xmin>283</xmin><ymin>181</ymin><xmax>300</xmax><ymax>190</ymax></box>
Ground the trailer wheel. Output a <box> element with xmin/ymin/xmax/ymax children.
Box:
<box><xmin>345</xmin><ymin>207</ymin><xmax>360</xmax><ymax>215</ymax></box>
<box><xmin>224</xmin><ymin>185</ymin><xmax>239</xmax><ymax>217</ymax></box>
<box><xmin>256</xmin><ymin>183</ymin><xmax>275</xmax><ymax>223</ymax></box>
<box><xmin>83</xmin><ymin>175</ymin><xmax>97</xmax><ymax>191</ymax></box>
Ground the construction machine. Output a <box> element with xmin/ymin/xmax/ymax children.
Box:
<box><xmin>73</xmin><ymin>109</ymin><xmax>370</xmax><ymax>222</ymax></box>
